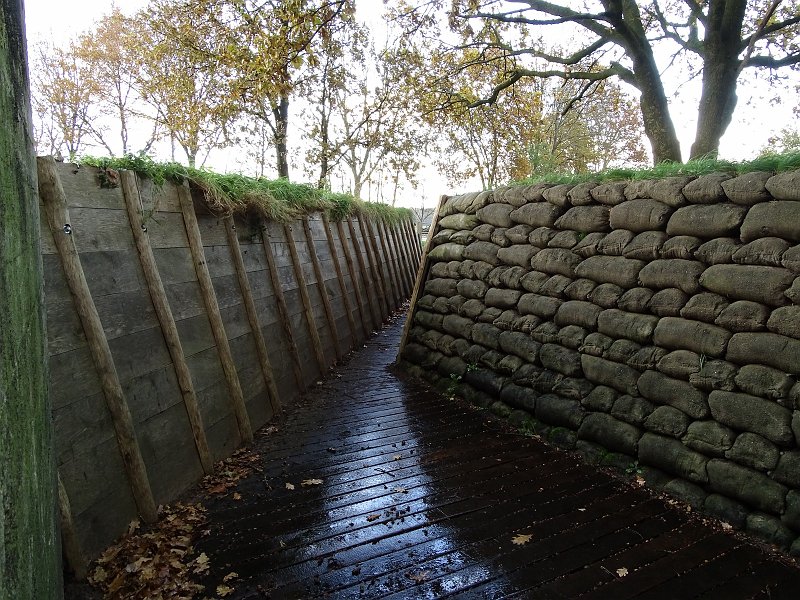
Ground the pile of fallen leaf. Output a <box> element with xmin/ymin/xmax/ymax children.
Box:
<box><xmin>201</xmin><ymin>448</ymin><xmax>262</xmax><ymax>496</ymax></box>
<box><xmin>88</xmin><ymin>503</ymin><xmax>209</xmax><ymax>599</ymax></box>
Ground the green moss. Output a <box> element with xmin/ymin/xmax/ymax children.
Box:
<box><xmin>79</xmin><ymin>154</ymin><xmax>412</xmax><ymax>224</ymax></box>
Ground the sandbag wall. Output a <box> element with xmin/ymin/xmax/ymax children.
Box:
<box><xmin>38</xmin><ymin>159</ymin><xmax>420</xmax><ymax>572</ymax></box>
<box><xmin>400</xmin><ymin>170</ymin><xmax>800</xmax><ymax>553</ymax></box>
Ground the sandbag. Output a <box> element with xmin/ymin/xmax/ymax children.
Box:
<box><xmin>552</xmin><ymin>377</ymin><xmax>594</xmax><ymax>400</ymax></box>
<box><xmin>531</xmin><ymin>248</ymin><xmax>581</xmax><ymax>277</ymax></box>
<box><xmin>554</xmin><ymin>300</ymin><xmax>602</xmax><ymax>330</ymax></box>
<box><xmin>449</xmin><ymin>229</ymin><xmax>475</xmax><ymax>245</ymax></box>
<box><xmin>726</xmin><ymin>332</ymin><xmax>800</xmax><ymax>374</ymax></box>
<box><xmin>542</xmin><ymin>184</ymin><xmax>575</xmax><ymax>207</ymax></box>
<box><xmin>734</xmin><ymin>364</ymin><xmax>794</xmax><ymax>401</ymax></box>
<box><xmin>564</xmin><ymin>278</ymin><xmax>596</xmax><ymax>301</ymax></box>
<box><xmin>575</xmin><ymin>255</ymin><xmax>645</xmax><ymax>288</ymax></box>
<box><xmin>623</xmin><ymin>231</ymin><xmax>669</xmax><ymax>261</ymax></box>
<box><xmin>610</xmin><ymin>199</ymin><xmax>673</xmax><ymax>232</ymax></box>
<box><xmin>581</xmin><ymin>354</ymin><xmax>640</xmax><ymax>395</ymax></box>
<box><xmin>431</xmin><ymin>229</ymin><xmax>454</xmax><ymax>246</ymax></box>
<box><xmin>540</xmin><ymin>343</ymin><xmax>583</xmax><ymax>376</ymax></box>
<box><xmin>767</xmin><ymin>305</ymin><xmax>800</xmax><ymax>339</ymax></box>
<box><xmin>683</xmin><ymin>421</ymin><xmax>735</xmax><ymax>457</ymax></box>
<box><xmin>549</xmin><ymin>230</ymin><xmax>582</xmax><ymax>249</ymax></box>
<box><xmin>499</xmin><ymin>265</ymin><xmax>528</xmax><ymax>289</ymax></box>
<box><xmin>472</xmin><ymin>223</ymin><xmax>495</xmax><ymax>241</ymax></box>
<box><xmin>520</xmin><ymin>271</ymin><xmax>549</xmax><ymax>293</ymax></box>
<box><xmin>460</xmin><ymin>299</ymin><xmax>485</xmax><ymax>319</ymax></box>
<box><xmin>590</xmin><ymin>283</ymin><xmax>624</xmax><ymax>308</ymax></box>
<box><xmin>505</xmin><ymin>224</ymin><xmax>533</xmax><ymax>244</ymax></box>
<box><xmin>606</xmin><ymin>339</ymin><xmax>642</xmax><ymax>364</ymax></box>
<box><xmin>741</xmin><ymin>200</ymin><xmax>800</xmax><ymax>242</ymax></box>
<box><xmin>644</xmin><ymin>406</ymin><xmax>691</xmax><ymax>438</ymax></box>
<box><xmin>490</xmin><ymin>228</ymin><xmax>511</xmax><ymax>248</ymax></box>
<box><xmin>529</xmin><ymin>226</ymin><xmax>558</xmax><ymax>248</ymax></box>
<box><xmin>647</xmin><ymin>288</ymin><xmax>689</xmax><ymax>317</ymax></box>
<box><xmin>492</xmin><ymin>309</ymin><xmax>518</xmax><ymax>331</ymax></box>
<box><xmin>653</xmin><ymin>317</ymin><xmax>731</xmax><ymax>357</ymax></box>
<box><xmin>720</xmin><ymin>171</ymin><xmax>772</xmax><ymax>205</ymax></box>
<box><xmin>765</xmin><ymin>170</ymin><xmax>800</xmax><ymax>201</ymax></box>
<box><xmin>699</xmin><ymin>264</ymin><xmax>794</xmax><ymax>306</ymax></box>
<box><xmin>650</xmin><ymin>176</ymin><xmax>695</xmax><ymax>207</ymax></box>
<box><xmin>487</xmin><ymin>266</ymin><xmax>510</xmax><ymax>288</ymax></box>
<box><xmin>439</xmin><ymin>213</ymin><xmax>479</xmax><ymax>230</ymax></box>
<box><xmin>540</xmin><ymin>275</ymin><xmax>572</xmax><ymax>298</ymax></box>
<box><xmin>557</xmin><ymin>325</ymin><xmax>588</xmax><ymax>349</ymax></box>
<box><xmin>424</xmin><ymin>277</ymin><xmax>458</xmax><ymax>297</ymax></box>
<box><xmin>428</xmin><ymin>243</ymin><xmax>465</xmax><ymax>262</ymax></box>
<box><xmin>732</xmin><ymin>237</ymin><xmax>790</xmax><ymax>267</ymax></box>
<box><xmin>627</xmin><ymin>346</ymin><xmax>669</xmax><ymax>371</ymax></box>
<box><xmin>680</xmin><ymin>292</ymin><xmax>729</xmax><ymax>323</ymax></box>
<box><xmin>484</xmin><ymin>288</ymin><xmax>522</xmax><ymax>309</ymax></box>
<box><xmin>531</xmin><ymin>321</ymin><xmax>560</xmax><ymax>344</ymax></box>
<box><xmin>573</xmin><ymin>232</ymin><xmax>606</xmax><ymax>258</ymax></box>
<box><xmin>441</xmin><ymin>314</ymin><xmax>473</xmax><ymax>339</ymax></box>
<box><xmin>708</xmin><ymin>390</ymin><xmax>794</xmax><ymax>446</ymax></box>
<box><xmin>580</xmin><ymin>332</ymin><xmax>613</xmax><ymax>357</ymax></box>
<box><xmin>499</xmin><ymin>331</ymin><xmax>541</xmax><ymax>363</ymax></box>
<box><xmin>667</xmin><ymin>204</ymin><xmax>748</xmax><ymax>238</ymax></box>
<box><xmin>414</xmin><ymin>310</ymin><xmax>444</xmax><ymax>331</ymax></box>
<box><xmin>456</xmin><ymin>279</ymin><xmax>488</xmax><ymax>299</ymax></box>
<box><xmin>554</xmin><ymin>205</ymin><xmax>611</xmax><ymax>232</ymax></box>
<box><xmin>509</xmin><ymin>203</ymin><xmax>565</xmax><ymax>228</ymax></box>
<box><xmin>682</xmin><ymin>172</ymin><xmax>732</xmax><ymax>204</ymax></box>
<box><xmin>714</xmin><ymin>300</ymin><xmax>769</xmax><ymax>332</ymax></box>
<box><xmin>536</xmin><ymin>394</ymin><xmax>586</xmax><ymax>429</ymax></box>
<box><xmin>657</xmin><ymin>350</ymin><xmax>702</xmax><ymax>380</ymax></box>
<box><xmin>618</xmin><ymin>287</ymin><xmax>654</xmax><ymax>313</ymax></box>
<box><xmin>688</xmin><ymin>359</ymin><xmax>737</xmax><ymax>392</ymax></box>
<box><xmin>477</xmin><ymin>203</ymin><xmax>515</xmax><ymax>227</ymax></box>
<box><xmin>786</xmin><ymin>277</ymin><xmax>800</xmax><ymax>303</ymax></box>
<box><xmin>578</xmin><ymin>413</ymin><xmax>641</xmax><ymax>455</ymax></box>
<box><xmin>598</xmin><ymin>309</ymin><xmax>660</xmax><ymax>344</ymax></box>
<box><xmin>638</xmin><ymin>370</ymin><xmax>709</xmax><ymax>419</ymax></box>
<box><xmin>597</xmin><ymin>229</ymin><xmax>635</xmax><ymax>256</ymax></box>
<box><xmin>497</xmin><ymin>244</ymin><xmax>539</xmax><ymax>268</ymax></box>
<box><xmin>590</xmin><ymin>182</ymin><xmax>628</xmax><ymax>205</ymax></box>
<box><xmin>462</xmin><ymin>240</ymin><xmax>502</xmax><ymax>265</ymax></box>
<box><xmin>432</xmin><ymin>297</ymin><xmax>451</xmax><ymax>314</ymax></box>
<box><xmin>638</xmin><ymin>433</ymin><xmax>709</xmax><ymax>484</ymax></box>
<box><xmin>695</xmin><ymin>238</ymin><xmax>741</xmax><ymax>265</ymax></box>
<box><xmin>639</xmin><ymin>259</ymin><xmax>704</xmax><ymax>294</ymax></box>
<box><xmin>781</xmin><ymin>244</ymin><xmax>800</xmax><ymax>273</ymax></box>
<box><xmin>472</xmin><ymin>323</ymin><xmax>503</xmax><ymax>350</ymax></box>
<box><xmin>661</xmin><ymin>235</ymin><xmax>702</xmax><ymax>260</ymax></box>
<box><xmin>518</xmin><ymin>293</ymin><xmax>562</xmax><ymax>319</ymax></box>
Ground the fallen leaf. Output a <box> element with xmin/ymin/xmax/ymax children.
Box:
<box><xmin>511</xmin><ymin>534</ymin><xmax>533</xmax><ymax>546</ymax></box>
<box><xmin>301</xmin><ymin>479</ymin><xmax>323</xmax><ymax>486</ymax></box>
<box><xmin>366</xmin><ymin>513</ymin><xmax>381</xmax><ymax>522</ymax></box>
<box><xmin>233</xmin><ymin>492</ymin><xmax>242</xmax><ymax>501</ymax></box>
<box><xmin>393</xmin><ymin>487</ymin><xmax>408</xmax><ymax>494</ymax></box>
<box><xmin>720</xmin><ymin>522</ymin><xmax>733</xmax><ymax>531</ymax></box>
<box><xmin>616</xmin><ymin>567</ymin><xmax>629</xmax><ymax>577</ymax></box>
<box><xmin>392</xmin><ymin>455</ymin><xmax>401</xmax><ymax>460</ymax></box>
<box><xmin>285</xmin><ymin>482</ymin><xmax>295</xmax><ymax>490</ymax></box>
<box><xmin>217</xmin><ymin>584</ymin><xmax>235</xmax><ymax>597</ymax></box>
<box><xmin>223</xmin><ymin>572</ymin><xmax>239</xmax><ymax>582</ymax></box>
<box><xmin>406</xmin><ymin>570</ymin><xmax>430</xmax><ymax>583</ymax></box>
<box><xmin>127</xmin><ymin>520</ymin><xmax>141</xmax><ymax>535</ymax></box>
<box><xmin>578</xmin><ymin>508</ymin><xmax>586</xmax><ymax>512</ymax></box>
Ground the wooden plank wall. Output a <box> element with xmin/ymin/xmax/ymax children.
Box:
<box><xmin>40</xmin><ymin>163</ymin><xmax>421</xmax><ymax>572</ymax></box>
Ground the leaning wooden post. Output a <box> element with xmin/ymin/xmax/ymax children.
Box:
<box><xmin>336</xmin><ymin>219</ymin><xmax>374</xmax><ymax>338</ymax></box>
<box><xmin>347</xmin><ymin>217</ymin><xmax>382</xmax><ymax>328</ymax></box>
<box><xmin>357</xmin><ymin>216</ymin><xmax>391</xmax><ymax>318</ymax></box>
<box><xmin>120</xmin><ymin>171</ymin><xmax>213</xmax><ymax>474</ymax></box>
<box><xmin>38</xmin><ymin>156</ymin><xmax>158</xmax><ymax>522</ymax></box>
<box><xmin>374</xmin><ymin>218</ymin><xmax>400</xmax><ymax>309</ymax></box>
<box><xmin>322</xmin><ymin>213</ymin><xmax>359</xmax><ymax>346</ymax></box>
<box><xmin>391</xmin><ymin>220</ymin><xmax>414</xmax><ymax>297</ymax></box>
<box><xmin>57</xmin><ymin>473</ymin><xmax>87</xmax><ymax>579</ymax></box>
<box><xmin>302</xmin><ymin>217</ymin><xmax>343</xmax><ymax>361</ymax></box>
<box><xmin>406</xmin><ymin>216</ymin><xmax>422</xmax><ymax>267</ymax></box>
<box><xmin>178</xmin><ymin>185</ymin><xmax>253</xmax><ymax>444</ymax></box>
<box><xmin>283</xmin><ymin>222</ymin><xmax>327</xmax><ymax>373</ymax></box>
<box><xmin>260</xmin><ymin>225</ymin><xmax>305</xmax><ymax>389</ymax></box>
<box><xmin>224</xmin><ymin>215</ymin><xmax>281</xmax><ymax>415</ymax></box>
<box><xmin>379</xmin><ymin>218</ymin><xmax>406</xmax><ymax>302</ymax></box>
<box><xmin>397</xmin><ymin>194</ymin><xmax>449</xmax><ymax>363</ymax></box>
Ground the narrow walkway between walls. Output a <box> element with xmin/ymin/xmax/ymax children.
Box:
<box><xmin>197</xmin><ymin>313</ymin><xmax>800</xmax><ymax>599</ymax></box>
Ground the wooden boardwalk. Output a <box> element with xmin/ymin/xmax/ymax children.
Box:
<box><xmin>197</xmin><ymin>314</ymin><xmax>800</xmax><ymax>599</ymax></box>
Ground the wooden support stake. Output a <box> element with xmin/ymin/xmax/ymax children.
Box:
<box><xmin>302</xmin><ymin>217</ymin><xmax>343</xmax><ymax>361</ymax></box>
<box><xmin>283</xmin><ymin>222</ymin><xmax>327</xmax><ymax>374</ymax></box>
<box><xmin>347</xmin><ymin>217</ymin><xmax>382</xmax><ymax>329</ymax></box>
<box><xmin>223</xmin><ymin>215</ymin><xmax>281</xmax><ymax>415</ymax></box>
<box><xmin>322</xmin><ymin>214</ymin><xmax>359</xmax><ymax>346</ymax></box>
<box><xmin>120</xmin><ymin>171</ymin><xmax>213</xmax><ymax>474</ymax></box>
<box><xmin>397</xmin><ymin>194</ymin><xmax>450</xmax><ymax>363</ymax></box>
<box><xmin>37</xmin><ymin>156</ymin><xmax>157</xmax><ymax>522</ymax></box>
<box><xmin>260</xmin><ymin>225</ymin><xmax>305</xmax><ymax>389</ymax></box>
<box><xmin>375</xmin><ymin>218</ymin><xmax>401</xmax><ymax>309</ymax></box>
<box><xmin>57</xmin><ymin>473</ymin><xmax>87</xmax><ymax>580</ymax></box>
<box><xmin>390</xmin><ymin>221</ymin><xmax>413</xmax><ymax>298</ymax></box>
<box><xmin>178</xmin><ymin>185</ymin><xmax>253</xmax><ymax>444</ymax></box>
<box><xmin>357</xmin><ymin>216</ymin><xmax>391</xmax><ymax>318</ymax></box>
<box><xmin>336</xmin><ymin>219</ymin><xmax>373</xmax><ymax>338</ymax></box>
<box><xmin>394</xmin><ymin>218</ymin><xmax>415</xmax><ymax>292</ymax></box>
<box><xmin>406</xmin><ymin>216</ymin><xmax>422</xmax><ymax>266</ymax></box>
<box><xmin>381</xmin><ymin>219</ymin><xmax>408</xmax><ymax>301</ymax></box>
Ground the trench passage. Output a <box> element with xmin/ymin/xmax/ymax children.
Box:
<box><xmin>197</xmin><ymin>314</ymin><xmax>800</xmax><ymax>599</ymax></box>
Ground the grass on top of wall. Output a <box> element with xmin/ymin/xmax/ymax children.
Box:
<box><xmin>79</xmin><ymin>154</ymin><xmax>412</xmax><ymax>224</ymax></box>
<box><xmin>514</xmin><ymin>151</ymin><xmax>800</xmax><ymax>186</ymax></box>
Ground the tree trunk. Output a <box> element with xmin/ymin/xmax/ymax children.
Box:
<box><xmin>690</xmin><ymin>0</ymin><xmax>747</xmax><ymax>159</ymax></box>
<box><xmin>0</xmin><ymin>0</ymin><xmax>60</xmax><ymax>595</ymax></box>
<box><xmin>272</xmin><ymin>93</ymin><xmax>290</xmax><ymax>179</ymax></box>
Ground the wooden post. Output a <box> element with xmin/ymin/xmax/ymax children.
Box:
<box><xmin>223</xmin><ymin>215</ymin><xmax>281</xmax><ymax>414</ymax></box>
<box><xmin>336</xmin><ymin>219</ymin><xmax>373</xmax><ymax>338</ymax></box>
<box><xmin>322</xmin><ymin>214</ymin><xmax>359</xmax><ymax>346</ymax></box>
<box><xmin>405</xmin><ymin>216</ymin><xmax>422</xmax><ymax>266</ymax></box>
<box><xmin>302</xmin><ymin>217</ymin><xmax>343</xmax><ymax>361</ymax></box>
<box><xmin>379</xmin><ymin>219</ymin><xmax>406</xmax><ymax>302</ymax></box>
<box><xmin>177</xmin><ymin>185</ymin><xmax>253</xmax><ymax>444</ymax></box>
<box><xmin>120</xmin><ymin>171</ymin><xmax>214</xmax><ymax>474</ymax></box>
<box><xmin>57</xmin><ymin>473</ymin><xmax>87</xmax><ymax>579</ymax></box>
<box><xmin>347</xmin><ymin>217</ymin><xmax>382</xmax><ymax>328</ymax></box>
<box><xmin>373</xmin><ymin>218</ymin><xmax>400</xmax><ymax>309</ymax></box>
<box><xmin>283</xmin><ymin>222</ymin><xmax>327</xmax><ymax>373</ymax></box>
<box><xmin>260</xmin><ymin>225</ymin><xmax>305</xmax><ymax>389</ymax></box>
<box><xmin>397</xmin><ymin>194</ymin><xmax>449</xmax><ymax>363</ymax></box>
<box><xmin>37</xmin><ymin>156</ymin><xmax>158</xmax><ymax>522</ymax></box>
<box><xmin>391</xmin><ymin>220</ymin><xmax>414</xmax><ymax>297</ymax></box>
<box><xmin>357</xmin><ymin>216</ymin><xmax>391</xmax><ymax>318</ymax></box>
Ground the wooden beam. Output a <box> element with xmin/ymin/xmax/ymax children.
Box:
<box><xmin>346</xmin><ymin>217</ymin><xmax>382</xmax><ymax>329</ymax></box>
<box><xmin>223</xmin><ymin>215</ymin><xmax>281</xmax><ymax>415</ymax></box>
<box><xmin>357</xmin><ymin>216</ymin><xmax>391</xmax><ymax>318</ymax></box>
<box><xmin>260</xmin><ymin>225</ymin><xmax>305</xmax><ymax>389</ymax></box>
<box><xmin>405</xmin><ymin>216</ymin><xmax>422</xmax><ymax>267</ymax></box>
<box><xmin>37</xmin><ymin>156</ymin><xmax>157</xmax><ymax>523</ymax></box>
<box><xmin>177</xmin><ymin>185</ymin><xmax>253</xmax><ymax>444</ymax></box>
<box><xmin>120</xmin><ymin>171</ymin><xmax>213</xmax><ymax>474</ymax></box>
<box><xmin>374</xmin><ymin>218</ymin><xmax>401</xmax><ymax>309</ymax></box>
<box><xmin>336</xmin><ymin>219</ymin><xmax>373</xmax><ymax>339</ymax></box>
<box><xmin>391</xmin><ymin>219</ymin><xmax>414</xmax><ymax>297</ymax></box>
<box><xmin>283</xmin><ymin>222</ymin><xmax>327</xmax><ymax>374</ymax></box>
<box><xmin>397</xmin><ymin>194</ymin><xmax>450</xmax><ymax>363</ymax></box>
<box><xmin>302</xmin><ymin>217</ymin><xmax>343</xmax><ymax>361</ymax></box>
<box><xmin>322</xmin><ymin>214</ymin><xmax>359</xmax><ymax>346</ymax></box>
<box><xmin>379</xmin><ymin>219</ymin><xmax>406</xmax><ymax>302</ymax></box>
<box><xmin>57</xmin><ymin>473</ymin><xmax>87</xmax><ymax>580</ymax></box>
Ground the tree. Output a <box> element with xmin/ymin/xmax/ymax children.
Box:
<box><xmin>394</xmin><ymin>0</ymin><xmax>800</xmax><ymax>163</ymax></box>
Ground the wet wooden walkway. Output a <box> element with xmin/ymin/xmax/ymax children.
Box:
<box><xmin>197</xmin><ymin>314</ymin><xmax>800</xmax><ymax>599</ymax></box>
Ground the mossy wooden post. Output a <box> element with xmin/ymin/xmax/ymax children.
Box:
<box><xmin>284</xmin><ymin>223</ymin><xmax>327</xmax><ymax>372</ymax></box>
<box><xmin>322</xmin><ymin>214</ymin><xmax>359</xmax><ymax>346</ymax></box>
<box><xmin>391</xmin><ymin>220</ymin><xmax>414</xmax><ymax>297</ymax></box>
<box><xmin>0</xmin><ymin>7</ymin><xmax>60</xmax><ymax>594</ymax></box>
<box><xmin>38</xmin><ymin>157</ymin><xmax>158</xmax><ymax>523</ymax></box>
<box><xmin>178</xmin><ymin>185</ymin><xmax>253</xmax><ymax>444</ymax></box>
<box><xmin>336</xmin><ymin>219</ymin><xmax>373</xmax><ymax>338</ymax></box>
<box><xmin>224</xmin><ymin>216</ymin><xmax>281</xmax><ymax>414</ymax></box>
<box><xmin>397</xmin><ymin>195</ymin><xmax>449</xmax><ymax>362</ymax></box>
<box><xmin>57</xmin><ymin>472</ymin><xmax>86</xmax><ymax>580</ymax></box>
<box><xmin>260</xmin><ymin>226</ymin><xmax>305</xmax><ymax>389</ymax></box>
<box><xmin>347</xmin><ymin>217</ymin><xmax>382</xmax><ymax>328</ymax></box>
<box><xmin>357</xmin><ymin>216</ymin><xmax>390</xmax><ymax>318</ymax></box>
<box><xmin>302</xmin><ymin>217</ymin><xmax>343</xmax><ymax>361</ymax></box>
<box><xmin>121</xmin><ymin>171</ymin><xmax>214</xmax><ymax>474</ymax></box>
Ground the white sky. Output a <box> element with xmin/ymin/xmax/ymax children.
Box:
<box><xmin>21</xmin><ymin>0</ymin><xmax>799</xmax><ymax>207</ymax></box>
